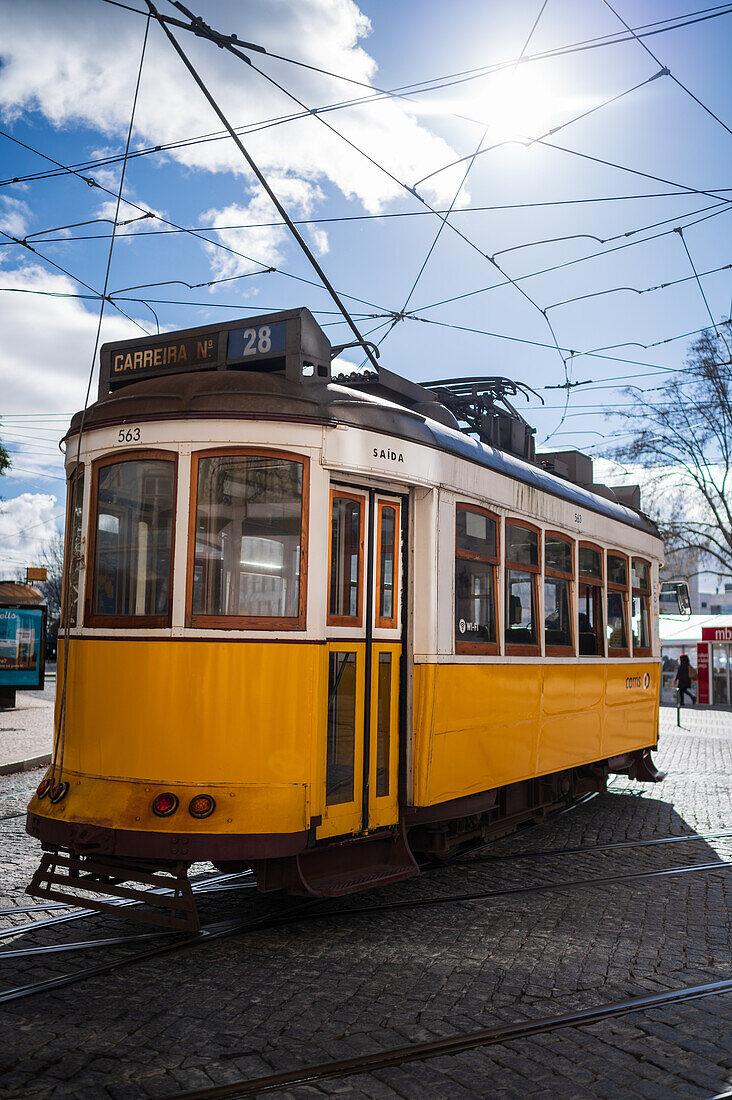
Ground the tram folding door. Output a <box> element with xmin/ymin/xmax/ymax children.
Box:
<box><xmin>320</xmin><ymin>485</ymin><xmax>404</xmax><ymax>840</ymax></box>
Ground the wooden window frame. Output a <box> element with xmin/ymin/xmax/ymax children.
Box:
<box><xmin>85</xmin><ymin>449</ymin><xmax>178</xmax><ymax>629</ymax></box>
<box><xmin>455</xmin><ymin>503</ymin><xmax>500</xmax><ymax>656</ymax></box>
<box><xmin>544</xmin><ymin>530</ymin><xmax>575</xmax><ymax>657</ymax></box>
<box><xmin>327</xmin><ymin>487</ymin><xmax>366</xmax><ymax>628</ymax></box>
<box><xmin>578</xmin><ymin>540</ymin><xmax>605</xmax><ymax>658</ymax></box>
<box><xmin>60</xmin><ymin>463</ymin><xmax>84</xmax><ymax>629</ymax></box>
<box><xmin>186</xmin><ymin>447</ymin><xmax>309</xmax><ymax>631</ymax></box>
<box><xmin>375</xmin><ymin>499</ymin><xmax>400</xmax><ymax>630</ymax></box>
<box><xmin>579</xmin><ymin>540</ymin><xmax>604</xmax><ymax>585</ymax></box>
<box><xmin>631</xmin><ymin>556</ymin><xmax>652</xmax><ymax>657</ymax></box>
<box><xmin>505</xmin><ymin>519</ymin><xmax>541</xmax><ymax>657</ymax></box>
<box><xmin>606</xmin><ymin>549</ymin><xmax>630</xmax><ymax>658</ymax></box>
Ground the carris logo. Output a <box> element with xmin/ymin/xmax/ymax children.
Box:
<box><xmin>373</xmin><ymin>446</ymin><xmax>404</xmax><ymax>463</ymax></box>
<box><xmin>625</xmin><ymin>672</ymin><xmax>651</xmax><ymax>690</ymax></box>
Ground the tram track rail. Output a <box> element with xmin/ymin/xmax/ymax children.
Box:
<box><xmin>3</xmin><ymin>823</ymin><xmax>729</xmax><ymax>932</ymax></box>
<box><xmin>162</xmin><ymin>977</ymin><xmax>732</xmax><ymax>1098</ymax></box>
<box><xmin>1</xmin><ymin>856</ymin><xmax>729</xmax><ymax>1006</ymax></box>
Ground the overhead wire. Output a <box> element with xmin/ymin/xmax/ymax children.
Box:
<box><xmin>144</xmin><ymin>1</ymin><xmax>382</xmax><ymax>371</ymax></box>
<box><xmin>396</xmin><ymin>0</ymin><xmax>551</xmax><ymax>326</ymax></box>
<box><xmin>90</xmin><ymin>0</ymin><xmax>732</xmax><ymax>127</ymax></box>
<box><xmin>53</xmin><ymin>10</ymin><xmax>151</xmax><ymax>791</ymax></box>
<box><xmin>0</xmin><ymin>230</ymin><xmax>151</xmax><ymax>335</ymax></box>
<box><xmin>601</xmin><ymin>0</ymin><xmax>732</xmax><ymax>139</ymax></box>
<box><xmin>411</xmin><ymin>201</ymin><xmax>732</xmax><ymax>315</ymax></box>
<box><xmin>673</xmin><ymin>227</ymin><xmax>732</xmax><ymax>357</ymax></box>
<box><xmin>0</xmin><ymin>129</ymin><xmax>390</xmax><ymax>316</ymax></box>
<box><xmin>544</xmin><ymin>261</ymin><xmax>732</xmax><ymax>312</ymax></box>
<box><xmin>4</xmin><ymin>190</ymin><xmax>732</xmax><ymax>248</ymax></box>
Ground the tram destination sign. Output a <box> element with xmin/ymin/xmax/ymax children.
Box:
<box><xmin>99</xmin><ymin>308</ymin><xmax>330</xmax><ymax>396</ymax></box>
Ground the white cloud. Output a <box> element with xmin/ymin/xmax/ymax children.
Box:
<box><xmin>0</xmin><ymin>0</ymin><xmax>468</xmax><ymax>227</ymax></box>
<box><xmin>0</xmin><ymin>195</ymin><xmax>33</xmax><ymax>240</ymax></box>
<box><xmin>201</xmin><ymin>178</ymin><xmax>327</xmax><ymax>281</ymax></box>
<box><xmin>0</xmin><ymin>492</ymin><xmax>61</xmax><ymax>574</ymax></box>
<box><xmin>0</xmin><ymin>264</ymin><xmax>152</xmax><ymax>416</ymax></box>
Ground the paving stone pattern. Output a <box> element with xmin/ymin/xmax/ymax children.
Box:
<box><xmin>0</xmin><ymin>705</ymin><xmax>730</xmax><ymax>1099</ymax></box>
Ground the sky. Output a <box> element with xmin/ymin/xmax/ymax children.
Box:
<box><xmin>1</xmin><ymin>0</ymin><xmax>731</xmax><ymax>575</ymax></box>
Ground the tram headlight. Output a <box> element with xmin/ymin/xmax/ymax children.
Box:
<box><xmin>36</xmin><ymin>778</ymin><xmax>52</xmax><ymax>799</ymax></box>
<box><xmin>188</xmin><ymin>794</ymin><xmax>215</xmax><ymax>819</ymax></box>
<box><xmin>152</xmin><ymin>792</ymin><xmax>179</xmax><ymax>817</ymax></box>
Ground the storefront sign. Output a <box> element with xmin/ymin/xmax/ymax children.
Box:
<box><xmin>696</xmin><ymin>642</ymin><xmax>710</xmax><ymax>705</ymax></box>
<box><xmin>702</xmin><ymin>625</ymin><xmax>732</xmax><ymax>642</ymax></box>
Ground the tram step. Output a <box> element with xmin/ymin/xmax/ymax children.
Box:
<box><xmin>255</xmin><ymin>826</ymin><xmax>419</xmax><ymax>897</ymax></box>
<box><xmin>26</xmin><ymin>851</ymin><xmax>200</xmax><ymax>931</ymax></box>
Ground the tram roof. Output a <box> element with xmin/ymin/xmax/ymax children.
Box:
<box><xmin>68</xmin><ymin>368</ymin><xmax>660</xmax><ymax>540</ymax></box>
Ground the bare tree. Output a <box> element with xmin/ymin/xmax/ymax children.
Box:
<box><xmin>612</xmin><ymin>327</ymin><xmax>732</xmax><ymax>579</ymax></box>
<box><xmin>39</xmin><ymin>533</ymin><xmax>64</xmax><ymax>623</ymax></box>
<box><xmin>0</xmin><ymin>435</ymin><xmax>9</xmax><ymax>482</ymax></box>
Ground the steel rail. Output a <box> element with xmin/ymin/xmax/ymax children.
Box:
<box><xmin>455</xmin><ymin>827</ymin><xmax>732</xmax><ymax>867</ymax></box>
<box><xmin>1</xmin><ymin>860</ymin><xmax>728</xmax><ymax>1006</ymax></box>
<box><xmin>163</xmin><ymin>978</ymin><xmax>732</xmax><ymax>1098</ymax></box>
<box><xmin>4</xmin><ymin>833</ymin><xmax>728</xmax><ymax>961</ymax></box>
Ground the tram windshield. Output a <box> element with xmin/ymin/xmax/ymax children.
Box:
<box><xmin>191</xmin><ymin>453</ymin><xmax>304</xmax><ymax>622</ymax></box>
<box><xmin>90</xmin><ymin>458</ymin><xmax>175</xmax><ymax>620</ymax></box>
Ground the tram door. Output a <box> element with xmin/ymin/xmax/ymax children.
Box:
<box><xmin>320</xmin><ymin>485</ymin><xmax>405</xmax><ymax>840</ymax></box>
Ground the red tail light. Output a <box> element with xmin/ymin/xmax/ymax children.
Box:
<box><xmin>49</xmin><ymin>782</ymin><xmax>69</xmax><ymax>804</ymax></box>
<box><xmin>36</xmin><ymin>778</ymin><xmax>52</xmax><ymax>799</ymax></box>
<box><xmin>152</xmin><ymin>792</ymin><xmax>179</xmax><ymax>817</ymax></box>
<box><xmin>189</xmin><ymin>794</ymin><xmax>215</xmax><ymax>819</ymax></box>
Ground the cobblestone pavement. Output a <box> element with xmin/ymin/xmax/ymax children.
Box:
<box><xmin>0</xmin><ymin>706</ymin><xmax>730</xmax><ymax>1099</ymax></box>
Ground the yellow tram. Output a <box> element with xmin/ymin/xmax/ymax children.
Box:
<box><xmin>27</xmin><ymin>308</ymin><xmax>666</xmax><ymax>928</ymax></box>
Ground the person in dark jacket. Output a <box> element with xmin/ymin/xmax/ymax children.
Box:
<box><xmin>673</xmin><ymin>653</ymin><xmax>696</xmax><ymax>706</ymax></box>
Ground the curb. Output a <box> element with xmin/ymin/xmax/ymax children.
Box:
<box><xmin>0</xmin><ymin>754</ymin><xmax>51</xmax><ymax>777</ymax></box>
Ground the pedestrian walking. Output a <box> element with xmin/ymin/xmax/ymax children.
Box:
<box><xmin>674</xmin><ymin>652</ymin><xmax>697</xmax><ymax>706</ymax></box>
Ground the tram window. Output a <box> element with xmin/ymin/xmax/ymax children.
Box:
<box><xmin>329</xmin><ymin>492</ymin><xmax>364</xmax><ymax>625</ymax></box>
<box><xmin>455</xmin><ymin>505</ymin><xmax>498</xmax><ymax>653</ymax></box>
<box><xmin>191</xmin><ymin>453</ymin><xmax>305</xmax><ymax>626</ymax></box>
<box><xmin>607</xmin><ymin>553</ymin><xmax>628</xmax><ymax>587</ymax></box>
<box><xmin>578</xmin><ymin>542</ymin><xmax>604</xmax><ymax>656</ymax></box>
<box><xmin>506</xmin><ymin>523</ymin><xmax>538</xmax><ymax>567</ymax></box>
<box><xmin>326</xmin><ymin>651</ymin><xmax>357</xmax><ymax>805</ymax></box>
<box><xmin>545</xmin><ymin>533</ymin><xmax>574</xmax><ymax>654</ymax></box>
<box><xmin>631</xmin><ymin>558</ymin><xmax>651</xmax><ymax>655</ymax></box>
<box><xmin>505</xmin><ymin>522</ymin><xmax>540</xmax><ymax>653</ymax></box>
<box><xmin>88</xmin><ymin>456</ymin><xmax>175</xmax><ymax>624</ymax></box>
<box><xmin>375</xmin><ymin>652</ymin><xmax>391</xmax><ymax>798</ymax></box>
<box><xmin>376</xmin><ymin>502</ymin><xmax>399</xmax><ymax>629</ymax></box>
<box><xmin>579</xmin><ymin>545</ymin><xmax>601</xmax><ymax>580</ymax></box>
<box><xmin>579</xmin><ymin>582</ymin><xmax>603</xmax><ymax>655</ymax></box>
<box><xmin>62</xmin><ymin>467</ymin><xmax>84</xmax><ymax>627</ymax></box>
<box><xmin>607</xmin><ymin>551</ymin><xmax>630</xmax><ymax>656</ymax></box>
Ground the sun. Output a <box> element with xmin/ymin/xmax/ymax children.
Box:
<box><xmin>475</xmin><ymin>67</ymin><xmax>566</xmax><ymax>145</ymax></box>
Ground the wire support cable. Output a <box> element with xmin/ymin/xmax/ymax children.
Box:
<box><xmin>52</xmin><ymin>13</ymin><xmax>151</xmax><ymax>790</ymax></box>
<box><xmin>0</xmin><ymin>129</ymin><xmax>390</xmax><ymax>317</ymax></box>
<box><xmin>93</xmin><ymin>0</ymin><xmax>732</xmax><ymax>130</ymax></box>
<box><xmin>143</xmin><ymin>2</ymin><xmax>381</xmax><ymax>370</ymax></box>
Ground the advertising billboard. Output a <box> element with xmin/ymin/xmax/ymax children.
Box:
<box><xmin>0</xmin><ymin>607</ymin><xmax>45</xmax><ymax>689</ymax></box>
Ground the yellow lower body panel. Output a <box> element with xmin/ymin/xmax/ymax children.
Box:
<box><xmin>413</xmin><ymin>662</ymin><xmax>659</xmax><ymax>807</ymax></box>
<box><xmin>36</xmin><ymin>637</ymin><xmax>324</xmax><ymax>835</ymax></box>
